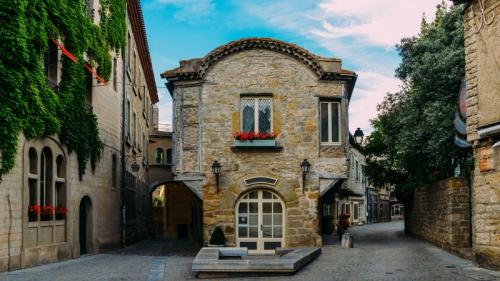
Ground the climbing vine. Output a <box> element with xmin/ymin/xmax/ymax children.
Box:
<box><xmin>0</xmin><ymin>0</ymin><xmax>126</xmax><ymax>179</ymax></box>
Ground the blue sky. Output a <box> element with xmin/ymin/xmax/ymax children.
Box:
<box><xmin>142</xmin><ymin>0</ymin><xmax>442</xmax><ymax>133</ymax></box>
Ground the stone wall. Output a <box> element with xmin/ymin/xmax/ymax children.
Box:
<box><xmin>462</xmin><ymin>0</ymin><xmax>500</xmax><ymax>270</ymax></box>
<box><xmin>407</xmin><ymin>178</ymin><xmax>471</xmax><ymax>251</ymax></box>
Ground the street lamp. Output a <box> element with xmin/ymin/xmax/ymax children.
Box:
<box><xmin>354</xmin><ymin>128</ymin><xmax>364</xmax><ymax>145</ymax></box>
<box><xmin>300</xmin><ymin>159</ymin><xmax>311</xmax><ymax>193</ymax></box>
<box><xmin>211</xmin><ymin>160</ymin><xmax>222</xmax><ymax>190</ymax></box>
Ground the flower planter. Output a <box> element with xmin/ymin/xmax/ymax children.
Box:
<box><xmin>28</xmin><ymin>213</ymin><xmax>38</xmax><ymax>222</ymax></box>
<box><xmin>55</xmin><ymin>214</ymin><xmax>66</xmax><ymax>220</ymax></box>
<box><xmin>41</xmin><ymin>214</ymin><xmax>53</xmax><ymax>221</ymax></box>
<box><xmin>234</xmin><ymin>139</ymin><xmax>276</xmax><ymax>147</ymax></box>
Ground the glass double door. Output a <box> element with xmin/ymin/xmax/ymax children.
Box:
<box><xmin>236</xmin><ymin>189</ymin><xmax>284</xmax><ymax>254</ymax></box>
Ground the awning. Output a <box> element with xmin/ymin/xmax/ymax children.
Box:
<box><xmin>319</xmin><ymin>173</ymin><xmax>348</xmax><ymax>197</ymax></box>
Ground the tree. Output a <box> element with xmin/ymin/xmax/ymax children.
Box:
<box><xmin>364</xmin><ymin>3</ymin><xmax>470</xmax><ymax>199</ymax></box>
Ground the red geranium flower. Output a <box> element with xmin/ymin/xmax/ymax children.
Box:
<box><xmin>28</xmin><ymin>205</ymin><xmax>42</xmax><ymax>215</ymax></box>
<box><xmin>56</xmin><ymin>207</ymin><xmax>68</xmax><ymax>215</ymax></box>
<box><xmin>42</xmin><ymin>205</ymin><xmax>55</xmax><ymax>215</ymax></box>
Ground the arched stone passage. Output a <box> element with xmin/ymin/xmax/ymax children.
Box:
<box><xmin>149</xmin><ymin>182</ymin><xmax>203</xmax><ymax>244</ymax></box>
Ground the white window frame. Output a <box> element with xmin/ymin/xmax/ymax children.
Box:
<box><xmin>353</xmin><ymin>202</ymin><xmax>359</xmax><ymax>222</ymax></box>
<box><xmin>240</xmin><ymin>97</ymin><xmax>273</xmax><ymax>133</ymax></box>
<box><xmin>320</xmin><ymin>101</ymin><xmax>341</xmax><ymax>145</ymax></box>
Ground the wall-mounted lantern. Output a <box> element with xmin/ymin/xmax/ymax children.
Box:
<box><xmin>300</xmin><ymin>159</ymin><xmax>311</xmax><ymax>193</ymax></box>
<box><xmin>211</xmin><ymin>160</ymin><xmax>222</xmax><ymax>191</ymax></box>
<box><xmin>354</xmin><ymin>128</ymin><xmax>364</xmax><ymax>145</ymax></box>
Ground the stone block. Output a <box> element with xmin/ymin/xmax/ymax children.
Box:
<box><xmin>341</xmin><ymin>233</ymin><xmax>353</xmax><ymax>248</ymax></box>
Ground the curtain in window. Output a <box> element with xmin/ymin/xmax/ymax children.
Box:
<box><xmin>331</xmin><ymin>103</ymin><xmax>340</xmax><ymax>142</ymax></box>
<box><xmin>320</xmin><ymin>103</ymin><xmax>329</xmax><ymax>142</ymax></box>
<box><xmin>241</xmin><ymin>99</ymin><xmax>255</xmax><ymax>132</ymax></box>
<box><xmin>258</xmin><ymin>98</ymin><xmax>272</xmax><ymax>133</ymax></box>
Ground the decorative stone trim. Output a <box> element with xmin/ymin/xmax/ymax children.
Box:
<box><xmin>243</xmin><ymin>177</ymin><xmax>278</xmax><ymax>186</ymax></box>
<box><xmin>161</xmin><ymin>38</ymin><xmax>356</xmax><ymax>82</ymax></box>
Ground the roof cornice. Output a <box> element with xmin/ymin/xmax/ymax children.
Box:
<box><xmin>128</xmin><ymin>0</ymin><xmax>158</xmax><ymax>103</ymax></box>
<box><xmin>161</xmin><ymin>38</ymin><xmax>356</xmax><ymax>81</ymax></box>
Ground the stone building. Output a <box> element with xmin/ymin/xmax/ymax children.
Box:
<box><xmin>0</xmin><ymin>0</ymin><xmax>157</xmax><ymax>271</ymax></box>
<box><xmin>342</xmin><ymin>138</ymin><xmax>367</xmax><ymax>226</ymax></box>
<box><xmin>162</xmin><ymin>38</ymin><xmax>357</xmax><ymax>253</ymax></box>
<box><xmin>148</xmin><ymin>130</ymin><xmax>203</xmax><ymax>242</ymax></box>
<box><xmin>122</xmin><ymin>0</ymin><xmax>158</xmax><ymax>244</ymax></box>
<box><xmin>452</xmin><ymin>0</ymin><xmax>500</xmax><ymax>270</ymax></box>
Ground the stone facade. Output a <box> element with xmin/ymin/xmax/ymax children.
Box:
<box><xmin>344</xmin><ymin>144</ymin><xmax>367</xmax><ymax>225</ymax></box>
<box><xmin>162</xmin><ymin>38</ymin><xmax>357</xmax><ymax>251</ymax></box>
<box><xmin>148</xmin><ymin>131</ymin><xmax>173</xmax><ymax>188</ymax></box>
<box><xmin>0</xmin><ymin>0</ymin><xmax>158</xmax><ymax>272</ymax></box>
<box><xmin>407</xmin><ymin>178</ymin><xmax>471</xmax><ymax>252</ymax></box>
<box><xmin>457</xmin><ymin>0</ymin><xmax>500</xmax><ymax>270</ymax></box>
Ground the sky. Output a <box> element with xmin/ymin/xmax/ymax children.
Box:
<box><xmin>142</xmin><ymin>0</ymin><xmax>442</xmax><ymax>134</ymax></box>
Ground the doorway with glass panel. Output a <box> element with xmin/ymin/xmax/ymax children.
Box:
<box><xmin>235</xmin><ymin>189</ymin><xmax>284</xmax><ymax>254</ymax></box>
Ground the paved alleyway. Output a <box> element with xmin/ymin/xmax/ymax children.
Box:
<box><xmin>1</xmin><ymin>221</ymin><xmax>499</xmax><ymax>281</ymax></box>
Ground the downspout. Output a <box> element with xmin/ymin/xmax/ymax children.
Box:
<box><xmin>120</xmin><ymin>2</ymin><xmax>128</xmax><ymax>248</ymax></box>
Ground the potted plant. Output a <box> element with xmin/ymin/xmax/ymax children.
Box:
<box><xmin>56</xmin><ymin>206</ymin><xmax>68</xmax><ymax>220</ymax></box>
<box><xmin>209</xmin><ymin>226</ymin><xmax>226</xmax><ymax>247</ymax></box>
<box><xmin>28</xmin><ymin>205</ymin><xmax>41</xmax><ymax>222</ymax></box>
<box><xmin>233</xmin><ymin>131</ymin><xmax>278</xmax><ymax>147</ymax></box>
<box><xmin>41</xmin><ymin>205</ymin><xmax>55</xmax><ymax>221</ymax></box>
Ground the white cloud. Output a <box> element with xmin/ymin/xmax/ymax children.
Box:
<box><xmin>316</xmin><ymin>0</ymin><xmax>438</xmax><ymax>47</ymax></box>
<box><xmin>349</xmin><ymin>71</ymin><xmax>401</xmax><ymax>134</ymax></box>
<box><xmin>155</xmin><ymin>0</ymin><xmax>214</xmax><ymax>23</ymax></box>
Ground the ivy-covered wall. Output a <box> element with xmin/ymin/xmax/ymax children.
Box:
<box><xmin>0</xmin><ymin>0</ymin><xmax>126</xmax><ymax>178</ymax></box>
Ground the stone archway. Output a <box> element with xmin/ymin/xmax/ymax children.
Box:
<box><xmin>149</xmin><ymin>182</ymin><xmax>203</xmax><ymax>244</ymax></box>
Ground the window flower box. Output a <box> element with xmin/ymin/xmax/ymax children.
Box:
<box><xmin>232</xmin><ymin>131</ymin><xmax>282</xmax><ymax>151</ymax></box>
<box><xmin>234</xmin><ymin>139</ymin><xmax>276</xmax><ymax>147</ymax></box>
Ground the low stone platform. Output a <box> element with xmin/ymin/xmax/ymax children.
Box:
<box><xmin>192</xmin><ymin>247</ymin><xmax>321</xmax><ymax>278</ymax></box>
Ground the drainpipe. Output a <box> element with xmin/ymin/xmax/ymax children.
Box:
<box><xmin>120</xmin><ymin>2</ymin><xmax>128</xmax><ymax>248</ymax></box>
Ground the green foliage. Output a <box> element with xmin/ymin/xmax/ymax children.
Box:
<box><xmin>363</xmin><ymin>3</ymin><xmax>470</xmax><ymax>198</ymax></box>
<box><xmin>209</xmin><ymin>226</ymin><xmax>226</xmax><ymax>246</ymax></box>
<box><xmin>0</xmin><ymin>0</ymin><xmax>126</xmax><ymax>179</ymax></box>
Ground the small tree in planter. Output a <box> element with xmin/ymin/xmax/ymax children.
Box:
<box><xmin>209</xmin><ymin>226</ymin><xmax>226</xmax><ymax>247</ymax></box>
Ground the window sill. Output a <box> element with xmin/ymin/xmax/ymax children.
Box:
<box><xmin>320</xmin><ymin>143</ymin><xmax>342</xmax><ymax>146</ymax></box>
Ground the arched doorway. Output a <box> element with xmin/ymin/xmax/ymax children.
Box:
<box><xmin>235</xmin><ymin>189</ymin><xmax>284</xmax><ymax>254</ymax></box>
<box><xmin>79</xmin><ymin>196</ymin><xmax>92</xmax><ymax>255</ymax></box>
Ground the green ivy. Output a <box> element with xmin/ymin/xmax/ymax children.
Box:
<box><xmin>0</xmin><ymin>0</ymin><xmax>126</xmax><ymax>179</ymax></box>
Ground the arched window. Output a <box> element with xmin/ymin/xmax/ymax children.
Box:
<box><xmin>166</xmin><ymin>148</ymin><xmax>172</xmax><ymax>165</ymax></box>
<box><xmin>155</xmin><ymin>148</ymin><xmax>164</xmax><ymax>165</ymax></box>
<box><xmin>25</xmin><ymin>141</ymin><xmax>67</xmax><ymax>250</ymax></box>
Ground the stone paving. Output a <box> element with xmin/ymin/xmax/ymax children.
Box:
<box><xmin>1</xmin><ymin>221</ymin><xmax>499</xmax><ymax>281</ymax></box>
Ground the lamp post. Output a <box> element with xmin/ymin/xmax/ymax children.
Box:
<box><xmin>300</xmin><ymin>159</ymin><xmax>311</xmax><ymax>193</ymax></box>
<box><xmin>211</xmin><ymin>160</ymin><xmax>221</xmax><ymax>191</ymax></box>
<box><xmin>354</xmin><ymin>128</ymin><xmax>364</xmax><ymax>145</ymax></box>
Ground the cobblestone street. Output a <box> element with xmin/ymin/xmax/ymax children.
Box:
<box><xmin>1</xmin><ymin>221</ymin><xmax>499</xmax><ymax>281</ymax></box>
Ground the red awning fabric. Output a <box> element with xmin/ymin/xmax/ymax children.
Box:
<box><xmin>50</xmin><ymin>38</ymin><xmax>107</xmax><ymax>84</ymax></box>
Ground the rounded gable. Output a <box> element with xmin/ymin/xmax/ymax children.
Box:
<box><xmin>198</xmin><ymin>38</ymin><xmax>325</xmax><ymax>78</ymax></box>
